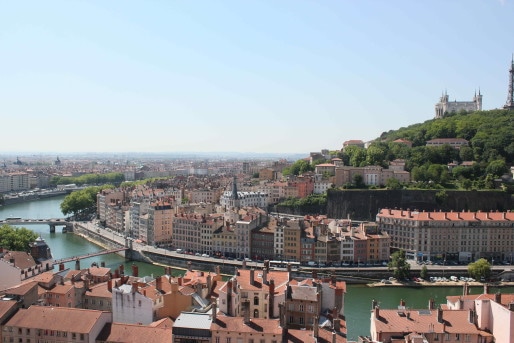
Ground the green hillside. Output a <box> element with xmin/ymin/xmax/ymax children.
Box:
<box><xmin>336</xmin><ymin>109</ymin><xmax>514</xmax><ymax>191</ymax></box>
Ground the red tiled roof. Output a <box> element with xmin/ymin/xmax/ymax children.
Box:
<box><xmin>96</xmin><ymin>322</ymin><xmax>172</xmax><ymax>343</ymax></box>
<box><xmin>6</xmin><ymin>306</ymin><xmax>110</xmax><ymax>332</ymax></box>
<box><xmin>373</xmin><ymin>308</ymin><xmax>492</xmax><ymax>337</ymax></box>
<box><xmin>211</xmin><ymin>314</ymin><xmax>282</xmax><ymax>335</ymax></box>
<box><xmin>377</xmin><ymin>209</ymin><xmax>514</xmax><ymax>222</ymax></box>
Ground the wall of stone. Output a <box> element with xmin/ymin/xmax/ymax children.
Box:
<box><xmin>327</xmin><ymin>189</ymin><xmax>513</xmax><ymax>221</ymax></box>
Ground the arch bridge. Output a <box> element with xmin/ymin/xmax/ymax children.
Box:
<box><xmin>0</xmin><ymin>218</ymin><xmax>73</xmax><ymax>233</ymax></box>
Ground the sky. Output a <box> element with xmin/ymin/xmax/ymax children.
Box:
<box><xmin>1</xmin><ymin>0</ymin><xmax>513</xmax><ymax>155</ymax></box>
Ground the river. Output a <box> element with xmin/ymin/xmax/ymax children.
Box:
<box><xmin>1</xmin><ymin>196</ymin><xmax>512</xmax><ymax>341</ymax></box>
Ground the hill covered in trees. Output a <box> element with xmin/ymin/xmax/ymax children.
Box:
<box><xmin>335</xmin><ymin>109</ymin><xmax>514</xmax><ymax>190</ymax></box>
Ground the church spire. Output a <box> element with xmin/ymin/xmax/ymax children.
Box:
<box><xmin>504</xmin><ymin>54</ymin><xmax>514</xmax><ymax>110</ymax></box>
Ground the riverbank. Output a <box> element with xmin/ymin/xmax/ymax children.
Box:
<box><xmin>368</xmin><ymin>279</ymin><xmax>514</xmax><ymax>288</ymax></box>
<box><xmin>71</xmin><ymin>220</ymin><xmax>514</xmax><ymax>287</ymax></box>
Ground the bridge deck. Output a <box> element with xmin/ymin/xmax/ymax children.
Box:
<box><xmin>53</xmin><ymin>247</ymin><xmax>128</xmax><ymax>264</ymax></box>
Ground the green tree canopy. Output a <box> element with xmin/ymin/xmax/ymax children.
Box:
<box><xmin>282</xmin><ymin>159</ymin><xmax>314</xmax><ymax>176</ymax></box>
<box><xmin>50</xmin><ymin>172</ymin><xmax>124</xmax><ymax>187</ymax></box>
<box><xmin>61</xmin><ymin>185</ymin><xmax>113</xmax><ymax>218</ymax></box>
<box><xmin>0</xmin><ymin>224</ymin><xmax>39</xmax><ymax>251</ymax></box>
<box><xmin>388</xmin><ymin>249</ymin><xmax>410</xmax><ymax>280</ymax></box>
<box><xmin>467</xmin><ymin>258</ymin><xmax>491</xmax><ymax>280</ymax></box>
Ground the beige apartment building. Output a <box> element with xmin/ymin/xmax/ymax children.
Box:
<box><xmin>377</xmin><ymin>209</ymin><xmax>514</xmax><ymax>262</ymax></box>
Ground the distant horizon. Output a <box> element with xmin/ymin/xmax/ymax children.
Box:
<box><xmin>2</xmin><ymin>1</ymin><xmax>513</xmax><ymax>154</ymax></box>
<box><xmin>0</xmin><ymin>150</ymin><xmax>308</xmax><ymax>160</ymax></box>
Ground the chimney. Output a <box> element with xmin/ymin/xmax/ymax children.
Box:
<box><xmin>114</xmin><ymin>268</ymin><xmax>120</xmax><ymax>279</ymax></box>
<box><xmin>287</xmin><ymin>263</ymin><xmax>292</xmax><ymax>272</ymax></box>
<box><xmin>331</xmin><ymin>272</ymin><xmax>337</xmax><ymax>285</ymax></box>
<box><xmin>263</xmin><ymin>267</ymin><xmax>268</xmax><ymax>285</ymax></box>
<box><xmin>509</xmin><ymin>303</ymin><xmax>514</xmax><ymax>311</ymax></box>
<box><xmin>242</xmin><ymin>259</ymin><xmax>247</xmax><ymax>269</ymax></box>
<box><xmin>400</xmin><ymin>299</ymin><xmax>406</xmax><ymax>307</ymax></box>
<box><xmin>280</xmin><ymin>303</ymin><xmax>288</xmax><ymax>342</ymax></box>
<box><xmin>108</xmin><ymin>279</ymin><xmax>112</xmax><ymax>292</ymax></box>
<box><xmin>468</xmin><ymin>309</ymin><xmax>475</xmax><ymax>324</ymax></box>
<box><xmin>313</xmin><ymin>315</ymin><xmax>319</xmax><ymax>338</ymax></box>
<box><xmin>119</xmin><ymin>264</ymin><xmax>124</xmax><ymax>276</ymax></box>
<box><xmin>215</xmin><ymin>266</ymin><xmax>221</xmax><ymax>275</ymax></box>
<box><xmin>428</xmin><ymin>298</ymin><xmax>435</xmax><ymax>310</ymax></box>
<box><xmin>332</xmin><ymin>332</ymin><xmax>337</xmax><ymax>343</ymax></box>
<box><xmin>495</xmin><ymin>292</ymin><xmax>501</xmax><ymax>304</ymax></box>
<box><xmin>132</xmin><ymin>264</ymin><xmax>139</xmax><ymax>277</ymax></box>
<box><xmin>178</xmin><ymin>277</ymin><xmax>183</xmax><ymax>286</ymax></box>
<box><xmin>156</xmin><ymin>276</ymin><xmax>162</xmax><ymax>292</ymax></box>
<box><xmin>212</xmin><ymin>299</ymin><xmax>217</xmax><ymax>323</ymax></box>
<box><xmin>484</xmin><ymin>283</ymin><xmax>489</xmax><ymax>294</ymax></box>
<box><xmin>269</xmin><ymin>279</ymin><xmax>275</xmax><ymax>318</ymax></box>
<box><xmin>243</xmin><ymin>299</ymin><xmax>251</xmax><ymax>324</ymax></box>
<box><xmin>131</xmin><ymin>282</ymin><xmax>138</xmax><ymax>294</ymax></box>
<box><xmin>374</xmin><ymin>305</ymin><xmax>380</xmax><ymax>319</ymax></box>
<box><xmin>333</xmin><ymin>318</ymin><xmax>341</xmax><ymax>332</ymax></box>
<box><xmin>312</xmin><ymin>269</ymin><xmax>318</xmax><ymax>279</ymax></box>
<box><xmin>437</xmin><ymin>307</ymin><xmax>443</xmax><ymax>323</ymax></box>
<box><xmin>187</xmin><ymin>261</ymin><xmax>192</xmax><ymax>271</ymax></box>
<box><xmin>101</xmin><ymin>261</ymin><xmax>105</xmax><ymax>267</ymax></box>
<box><xmin>59</xmin><ymin>263</ymin><xmax>64</xmax><ymax>271</ymax></box>
<box><xmin>207</xmin><ymin>274</ymin><xmax>212</xmax><ymax>293</ymax></box>
<box><xmin>463</xmin><ymin>282</ymin><xmax>469</xmax><ymax>296</ymax></box>
<box><xmin>250</xmin><ymin>269</ymin><xmax>255</xmax><ymax>286</ymax></box>
<box><xmin>372</xmin><ymin>299</ymin><xmax>377</xmax><ymax>310</ymax></box>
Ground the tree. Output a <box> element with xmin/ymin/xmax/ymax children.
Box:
<box><xmin>486</xmin><ymin>159</ymin><xmax>508</xmax><ymax>177</ymax></box>
<box><xmin>385</xmin><ymin>178</ymin><xmax>402</xmax><ymax>190</ymax></box>
<box><xmin>352</xmin><ymin>174</ymin><xmax>365</xmax><ymax>188</ymax></box>
<box><xmin>468</xmin><ymin>258</ymin><xmax>491</xmax><ymax>280</ymax></box>
<box><xmin>420</xmin><ymin>265</ymin><xmax>428</xmax><ymax>280</ymax></box>
<box><xmin>282</xmin><ymin>159</ymin><xmax>313</xmax><ymax>176</ymax></box>
<box><xmin>61</xmin><ymin>185</ymin><xmax>111</xmax><ymax>218</ymax></box>
<box><xmin>252</xmin><ymin>172</ymin><xmax>259</xmax><ymax>179</ymax></box>
<box><xmin>0</xmin><ymin>224</ymin><xmax>38</xmax><ymax>251</ymax></box>
<box><xmin>388</xmin><ymin>250</ymin><xmax>410</xmax><ymax>280</ymax></box>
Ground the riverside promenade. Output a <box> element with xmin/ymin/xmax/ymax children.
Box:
<box><xmin>72</xmin><ymin>221</ymin><xmax>514</xmax><ymax>284</ymax></box>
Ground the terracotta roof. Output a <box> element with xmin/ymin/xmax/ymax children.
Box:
<box><xmin>0</xmin><ymin>300</ymin><xmax>17</xmax><ymax>319</ymax></box>
<box><xmin>373</xmin><ymin>308</ymin><xmax>492</xmax><ymax>337</ymax></box>
<box><xmin>2</xmin><ymin>281</ymin><xmax>38</xmax><ymax>296</ymax></box>
<box><xmin>1</xmin><ymin>251</ymin><xmax>37</xmax><ymax>270</ymax></box>
<box><xmin>211</xmin><ymin>314</ymin><xmax>283</xmax><ymax>335</ymax></box>
<box><xmin>377</xmin><ymin>209</ymin><xmax>514</xmax><ymax>222</ymax></box>
<box><xmin>287</xmin><ymin>328</ymin><xmax>346</xmax><ymax>343</ymax></box>
<box><xmin>220</xmin><ymin>269</ymin><xmax>290</xmax><ymax>295</ymax></box>
<box><xmin>5</xmin><ymin>306</ymin><xmax>110</xmax><ymax>332</ymax></box>
<box><xmin>86</xmin><ymin>266</ymin><xmax>111</xmax><ymax>277</ymax></box>
<box><xmin>96</xmin><ymin>322</ymin><xmax>172</xmax><ymax>343</ymax></box>
<box><xmin>85</xmin><ymin>282</ymin><xmax>113</xmax><ymax>298</ymax></box>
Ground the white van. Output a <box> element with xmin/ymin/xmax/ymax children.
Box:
<box><xmin>307</xmin><ymin>261</ymin><xmax>316</xmax><ymax>266</ymax></box>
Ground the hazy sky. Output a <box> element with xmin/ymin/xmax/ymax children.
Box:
<box><xmin>1</xmin><ymin>1</ymin><xmax>513</xmax><ymax>155</ymax></box>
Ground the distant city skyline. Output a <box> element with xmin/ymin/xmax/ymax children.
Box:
<box><xmin>1</xmin><ymin>1</ymin><xmax>513</xmax><ymax>154</ymax></box>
